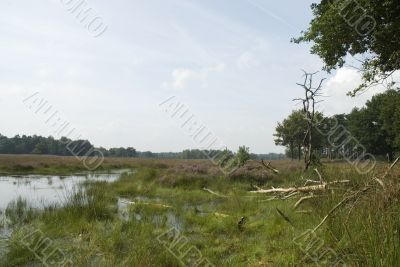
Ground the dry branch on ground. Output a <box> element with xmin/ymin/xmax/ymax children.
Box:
<box><xmin>250</xmin><ymin>180</ymin><xmax>350</xmax><ymax>194</ymax></box>
<box><xmin>260</xmin><ymin>160</ymin><xmax>280</xmax><ymax>174</ymax></box>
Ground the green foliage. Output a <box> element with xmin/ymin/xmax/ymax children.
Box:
<box><xmin>4</xmin><ymin>197</ymin><xmax>37</xmax><ymax>226</ymax></box>
<box><xmin>2</xmin><ymin>161</ymin><xmax>398</xmax><ymax>266</ymax></box>
<box><xmin>294</xmin><ymin>0</ymin><xmax>400</xmax><ymax>94</ymax></box>
<box><xmin>0</xmin><ymin>135</ymin><xmax>95</xmax><ymax>156</ymax></box>
<box><xmin>234</xmin><ymin>146</ymin><xmax>251</xmax><ymax>167</ymax></box>
<box><xmin>347</xmin><ymin>89</ymin><xmax>400</xmax><ymax>159</ymax></box>
<box><xmin>274</xmin><ymin>110</ymin><xmax>325</xmax><ymax>160</ymax></box>
<box><xmin>0</xmin><ymin>134</ymin><xmax>284</xmax><ymax>160</ymax></box>
<box><xmin>103</xmin><ymin>147</ymin><xmax>137</xmax><ymax>157</ymax></box>
<box><xmin>277</xmin><ymin>90</ymin><xmax>400</xmax><ymax>161</ymax></box>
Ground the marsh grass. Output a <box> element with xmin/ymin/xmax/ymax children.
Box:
<box><xmin>3</xmin><ymin>198</ymin><xmax>37</xmax><ymax>227</ymax></box>
<box><xmin>1</xmin><ymin>156</ymin><xmax>399</xmax><ymax>266</ymax></box>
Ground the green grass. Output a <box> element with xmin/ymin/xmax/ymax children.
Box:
<box><xmin>1</xmin><ymin>156</ymin><xmax>399</xmax><ymax>266</ymax></box>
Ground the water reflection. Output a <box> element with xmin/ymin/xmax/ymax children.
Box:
<box><xmin>0</xmin><ymin>169</ymin><xmax>131</xmax><ymax>210</ymax></box>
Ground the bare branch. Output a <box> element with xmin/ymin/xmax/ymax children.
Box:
<box><xmin>294</xmin><ymin>71</ymin><xmax>326</xmax><ymax>170</ymax></box>
<box><xmin>260</xmin><ymin>160</ymin><xmax>280</xmax><ymax>174</ymax></box>
<box><xmin>314</xmin><ymin>168</ymin><xmax>324</xmax><ymax>184</ymax></box>
<box><xmin>250</xmin><ymin>180</ymin><xmax>350</xmax><ymax>194</ymax></box>
<box><xmin>294</xmin><ymin>195</ymin><xmax>322</xmax><ymax>209</ymax></box>
<box><xmin>203</xmin><ymin>188</ymin><xmax>227</xmax><ymax>198</ymax></box>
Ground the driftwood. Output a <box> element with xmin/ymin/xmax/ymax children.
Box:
<box><xmin>312</xmin><ymin>187</ymin><xmax>370</xmax><ymax>232</ymax></box>
<box><xmin>252</xmin><ymin>162</ymin><xmax>398</xmax><ymax>236</ymax></box>
<box><xmin>314</xmin><ymin>168</ymin><xmax>324</xmax><ymax>184</ymax></box>
<box><xmin>281</xmin><ymin>191</ymin><xmax>300</xmax><ymax>199</ymax></box>
<box><xmin>260</xmin><ymin>160</ymin><xmax>280</xmax><ymax>174</ymax></box>
<box><xmin>250</xmin><ymin>180</ymin><xmax>350</xmax><ymax>194</ymax></box>
<box><xmin>311</xmin><ymin>160</ymin><xmax>397</xmax><ymax>233</ymax></box>
<box><xmin>203</xmin><ymin>188</ymin><xmax>227</xmax><ymax>198</ymax></box>
<box><xmin>294</xmin><ymin>195</ymin><xmax>321</xmax><ymax>208</ymax></box>
<box><xmin>251</xmin><ymin>168</ymin><xmax>349</xmax><ymax>195</ymax></box>
<box><xmin>303</xmin><ymin>179</ymin><xmax>322</xmax><ymax>186</ymax></box>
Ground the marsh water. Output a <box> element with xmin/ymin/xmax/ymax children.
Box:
<box><xmin>0</xmin><ymin>169</ymin><xmax>131</xmax><ymax>210</ymax></box>
<box><xmin>0</xmin><ymin>168</ymin><xmax>183</xmax><ymax>245</ymax></box>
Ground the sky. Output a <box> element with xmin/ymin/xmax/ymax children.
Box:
<box><xmin>0</xmin><ymin>0</ymin><xmax>386</xmax><ymax>153</ymax></box>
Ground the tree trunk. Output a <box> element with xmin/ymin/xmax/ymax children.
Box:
<box><xmin>290</xmin><ymin>142</ymin><xmax>294</xmax><ymax>161</ymax></box>
<box><xmin>298</xmin><ymin>146</ymin><xmax>301</xmax><ymax>161</ymax></box>
<box><xmin>294</xmin><ymin>71</ymin><xmax>325</xmax><ymax>171</ymax></box>
<box><xmin>388</xmin><ymin>151</ymin><xmax>394</xmax><ymax>162</ymax></box>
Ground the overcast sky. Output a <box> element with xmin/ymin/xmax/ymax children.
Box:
<box><xmin>0</xmin><ymin>0</ymin><xmax>385</xmax><ymax>153</ymax></box>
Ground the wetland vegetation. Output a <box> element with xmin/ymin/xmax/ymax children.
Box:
<box><xmin>1</xmin><ymin>155</ymin><xmax>400</xmax><ymax>266</ymax></box>
<box><xmin>2</xmin><ymin>0</ymin><xmax>400</xmax><ymax>266</ymax></box>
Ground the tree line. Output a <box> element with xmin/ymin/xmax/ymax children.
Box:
<box><xmin>0</xmin><ymin>134</ymin><xmax>284</xmax><ymax>160</ymax></box>
<box><xmin>275</xmin><ymin>89</ymin><xmax>400</xmax><ymax>161</ymax></box>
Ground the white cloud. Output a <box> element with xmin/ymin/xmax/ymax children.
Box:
<box><xmin>236</xmin><ymin>38</ymin><xmax>270</xmax><ymax>70</ymax></box>
<box><xmin>0</xmin><ymin>0</ymin><xmax>344</xmax><ymax>153</ymax></box>
<box><xmin>322</xmin><ymin>68</ymin><xmax>386</xmax><ymax>115</ymax></box>
<box><xmin>172</xmin><ymin>69</ymin><xmax>200</xmax><ymax>89</ymax></box>
<box><xmin>237</xmin><ymin>51</ymin><xmax>259</xmax><ymax>69</ymax></box>
<box><xmin>166</xmin><ymin>63</ymin><xmax>225</xmax><ymax>90</ymax></box>
<box><xmin>167</xmin><ymin>68</ymin><xmax>204</xmax><ymax>90</ymax></box>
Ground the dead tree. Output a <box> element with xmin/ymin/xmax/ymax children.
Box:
<box><xmin>293</xmin><ymin>71</ymin><xmax>325</xmax><ymax>171</ymax></box>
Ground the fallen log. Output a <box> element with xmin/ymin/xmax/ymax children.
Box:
<box><xmin>314</xmin><ymin>168</ymin><xmax>324</xmax><ymax>184</ymax></box>
<box><xmin>312</xmin><ymin>187</ymin><xmax>370</xmax><ymax>232</ymax></box>
<box><xmin>294</xmin><ymin>195</ymin><xmax>321</xmax><ymax>208</ymax></box>
<box><xmin>203</xmin><ymin>188</ymin><xmax>227</xmax><ymax>198</ymax></box>
<box><xmin>303</xmin><ymin>179</ymin><xmax>322</xmax><ymax>186</ymax></box>
<box><xmin>260</xmin><ymin>160</ymin><xmax>280</xmax><ymax>174</ymax></box>
<box><xmin>250</xmin><ymin>180</ymin><xmax>350</xmax><ymax>194</ymax></box>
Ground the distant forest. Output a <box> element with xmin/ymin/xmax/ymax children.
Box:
<box><xmin>0</xmin><ymin>134</ymin><xmax>285</xmax><ymax>160</ymax></box>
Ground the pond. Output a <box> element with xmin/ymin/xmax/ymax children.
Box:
<box><xmin>0</xmin><ymin>169</ymin><xmax>131</xmax><ymax>211</ymax></box>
